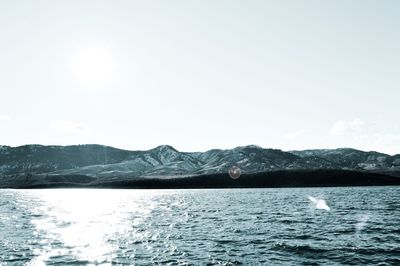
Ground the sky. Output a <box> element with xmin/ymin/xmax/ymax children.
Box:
<box><xmin>0</xmin><ymin>0</ymin><xmax>399</xmax><ymax>154</ymax></box>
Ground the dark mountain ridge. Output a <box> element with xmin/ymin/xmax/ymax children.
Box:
<box><xmin>0</xmin><ymin>144</ymin><xmax>399</xmax><ymax>188</ymax></box>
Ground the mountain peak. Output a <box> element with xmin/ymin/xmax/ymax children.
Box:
<box><xmin>235</xmin><ymin>145</ymin><xmax>263</xmax><ymax>150</ymax></box>
<box><xmin>153</xmin><ymin>145</ymin><xmax>178</xmax><ymax>152</ymax></box>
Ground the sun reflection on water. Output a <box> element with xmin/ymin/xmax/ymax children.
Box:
<box><xmin>25</xmin><ymin>189</ymin><xmax>172</xmax><ymax>265</ymax></box>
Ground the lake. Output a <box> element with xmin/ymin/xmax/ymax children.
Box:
<box><xmin>0</xmin><ymin>187</ymin><xmax>399</xmax><ymax>265</ymax></box>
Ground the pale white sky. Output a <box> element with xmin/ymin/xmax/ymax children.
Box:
<box><xmin>0</xmin><ymin>0</ymin><xmax>399</xmax><ymax>154</ymax></box>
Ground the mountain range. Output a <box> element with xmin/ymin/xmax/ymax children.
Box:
<box><xmin>1</xmin><ymin>144</ymin><xmax>399</xmax><ymax>188</ymax></box>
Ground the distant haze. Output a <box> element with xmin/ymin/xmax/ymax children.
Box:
<box><xmin>0</xmin><ymin>1</ymin><xmax>399</xmax><ymax>154</ymax></box>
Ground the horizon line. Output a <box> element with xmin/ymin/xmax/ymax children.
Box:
<box><xmin>1</xmin><ymin>143</ymin><xmax>398</xmax><ymax>156</ymax></box>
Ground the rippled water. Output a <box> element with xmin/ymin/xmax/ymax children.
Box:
<box><xmin>0</xmin><ymin>187</ymin><xmax>399</xmax><ymax>265</ymax></box>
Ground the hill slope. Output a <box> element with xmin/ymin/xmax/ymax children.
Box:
<box><xmin>1</xmin><ymin>144</ymin><xmax>399</xmax><ymax>188</ymax></box>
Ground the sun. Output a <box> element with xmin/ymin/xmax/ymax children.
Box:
<box><xmin>70</xmin><ymin>43</ymin><xmax>117</xmax><ymax>88</ymax></box>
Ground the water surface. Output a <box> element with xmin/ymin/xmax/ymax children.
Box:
<box><xmin>0</xmin><ymin>187</ymin><xmax>399</xmax><ymax>265</ymax></box>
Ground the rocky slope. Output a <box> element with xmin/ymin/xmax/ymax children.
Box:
<box><xmin>1</xmin><ymin>145</ymin><xmax>400</xmax><ymax>180</ymax></box>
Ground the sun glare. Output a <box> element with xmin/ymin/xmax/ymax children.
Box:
<box><xmin>28</xmin><ymin>189</ymin><xmax>165</xmax><ymax>264</ymax></box>
<box><xmin>70</xmin><ymin>44</ymin><xmax>117</xmax><ymax>88</ymax></box>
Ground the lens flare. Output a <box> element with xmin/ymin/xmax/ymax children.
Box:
<box><xmin>308</xmin><ymin>196</ymin><xmax>330</xmax><ymax>211</ymax></box>
<box><xmin>229</xmin><ymin>166</ymin><xmax>241</xmax><ymax>179</ymax></box>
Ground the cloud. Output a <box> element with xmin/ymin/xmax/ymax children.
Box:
<box><xmin>283</xmin><ymin>130</ymin><xmax>307</xmax><ymax>140</ymax></box>
<box><xmin>330</xmin><ymin>118</ymin><xmax>365</xmax><ymax>135</ymax></box>
<box><xmin>354</xmin><ymin>133</ymin><xmax>400</xmax><ymax>155</ymax></box>
<box><xmin>50</xmin><ymin>120</ymin><xmax>90</xmax><ymax>135</ymax></box>
<box><xmin>0</xmin><ymin>115</ymin><xmax>11</xmax><ymax>121</ymax></box>
<box><xmin>373</xmin><ymin>134</ymin><xmax>400</xmax><ymax>155</ymax></box>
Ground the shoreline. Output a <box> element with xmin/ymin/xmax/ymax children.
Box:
<box><xmin>2</xmin><ymin>169</ymin><xmax>400</xmax><ymax>189</ymax></box>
